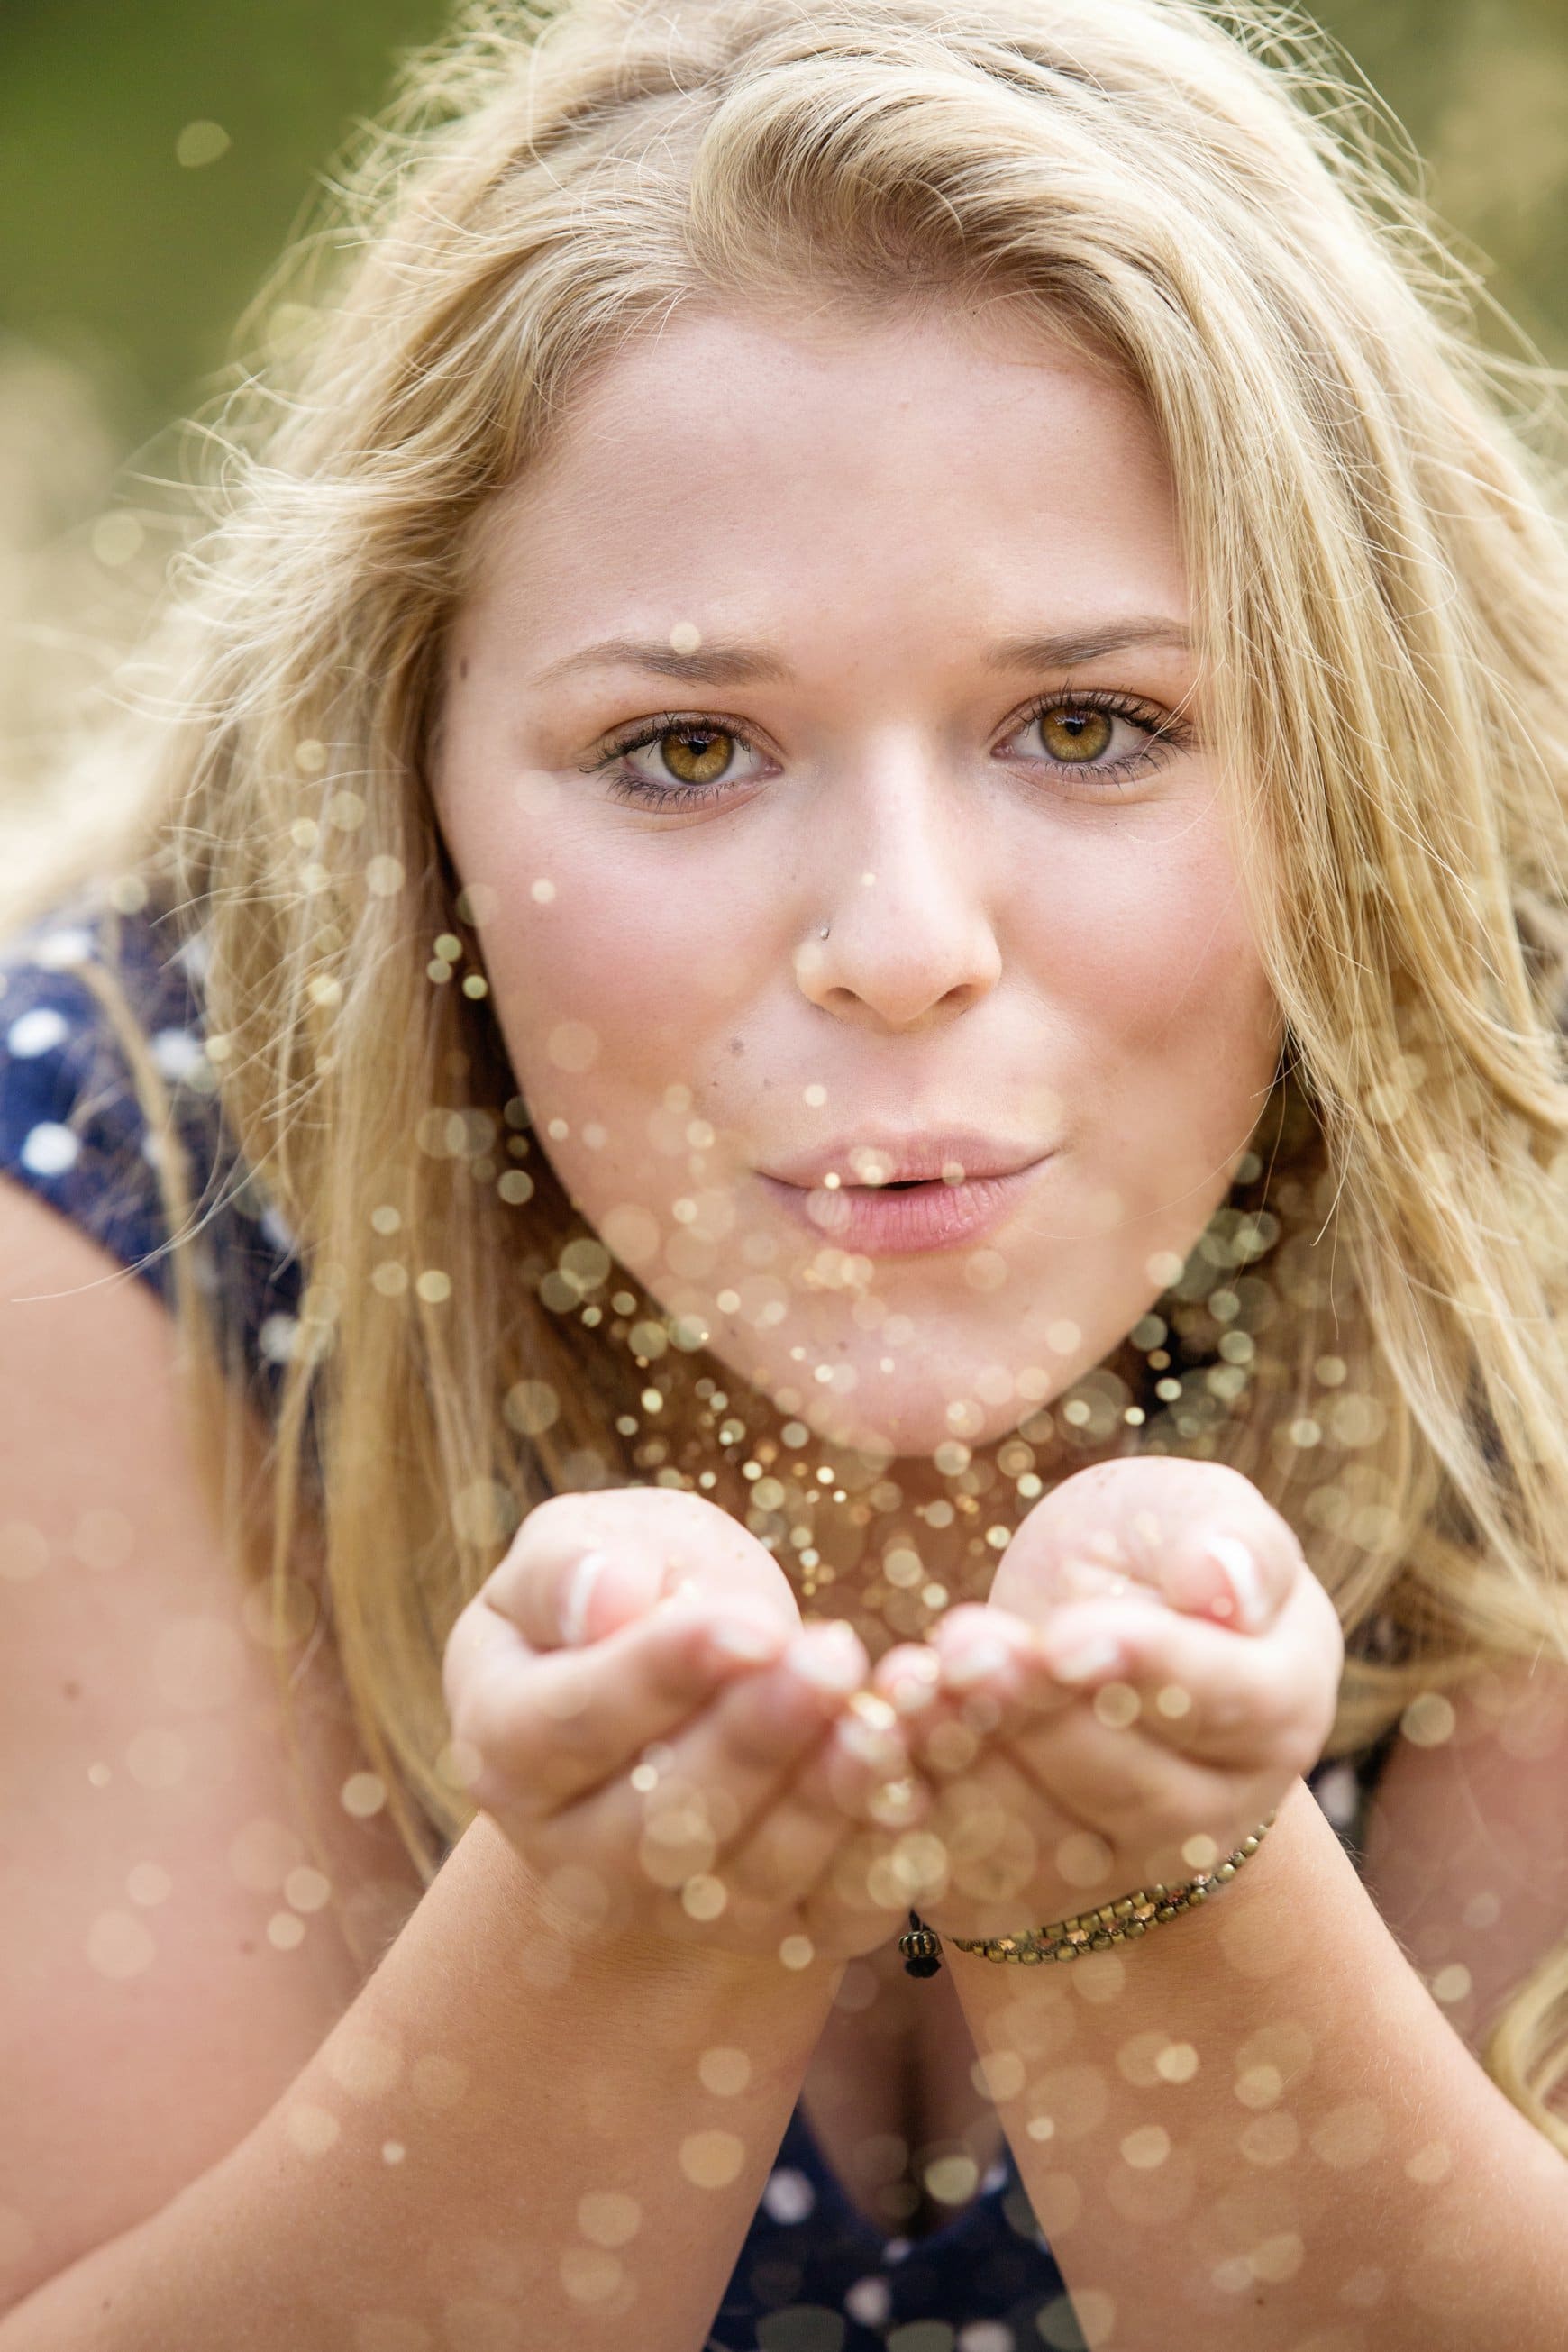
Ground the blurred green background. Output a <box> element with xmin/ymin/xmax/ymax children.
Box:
<box><xmin>3</xmin><ymin>0</ymin><xmax>1564</xmax><ymax>442</ymax></box>
<box><xmin>1</xmin><ymin>0</ymin><xmax>1565</xmax><ymax>851</ymax></box>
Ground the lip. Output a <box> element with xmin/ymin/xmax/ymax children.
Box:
<box><xmin>761</xmin><ymin>1128</ymin><xmax>1048</xmax><ymax>1190</ymax></box>
<box><xmin>754</xmin><ymin>1153</ymin><xmax>1053</xmax><ymax>1256</ymax></box>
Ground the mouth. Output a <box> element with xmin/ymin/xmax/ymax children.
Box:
<box><xmin>754</xmin><ymin>1155</ymin><xmax>1053</xmax><ymax>1255</ymax></box>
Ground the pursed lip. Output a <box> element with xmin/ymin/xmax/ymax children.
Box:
<box><xmin>757</xmin><ymin>1127</ymin><xmax>1049</xmax><ymax>1190</ymax></box>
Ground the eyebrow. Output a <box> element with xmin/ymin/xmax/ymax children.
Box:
<box><xmin>532</xmin><ymin>618</ymin><xmax>1191</xmax><ymax>689</ymax></box>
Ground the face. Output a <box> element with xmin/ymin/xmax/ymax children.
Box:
<box><xmin>433</xmin><ymin>300</ymin><xmax>1281</xmax><ymax>1466</ymax></box>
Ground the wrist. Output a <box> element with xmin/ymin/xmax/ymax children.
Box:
<box><xmin>469</xmin><ymin>1804</ymin><xmax>843</xmax><ymax>2025</ymax></box>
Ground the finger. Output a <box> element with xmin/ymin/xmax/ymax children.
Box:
<box><xmin>1027</xmin><ymin>1575</ymin><xmax>1340</xmax><ymax>1773</ymax></box>
<box><xmin>990</xmin><ymin>1456</ymin><xmax>1305</xmax><ymax>1637</ymax></box>
<box><xmin>482</xmin><ymin>1486</ymin><xmax>798</xmax><ymax>1652</ymax></box>
<box><xmin>572</xmin><ymin>1619</ymin><xmax>873</xmax><ymax>1875</ymax></box>
<box><xmin>726</xmin><ymin>1704</ymin><xmax>926</xmax><ymax>1931</ymax></box>
<box><xmin>453</xmin><ymin>1594</ymin><xmax>790</xmax><ymax>1817</ymax></box>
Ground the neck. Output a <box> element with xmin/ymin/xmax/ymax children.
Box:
<box><xmin>648</xmin><ymin>1331</ymin><xmax>1120</xmax><ymax>1655</ymax></box>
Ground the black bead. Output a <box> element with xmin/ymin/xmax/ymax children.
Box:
<box><xmin>898</xmin><ymin>1910</ymin><xmax>944</xmax><ymax>1978</ymax></box>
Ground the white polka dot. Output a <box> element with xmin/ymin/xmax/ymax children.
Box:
<box><xmin>32</xmin><ymin>928</ymin><xmax>94</xmax><ymax>972</ymax></box>
<box><xmin>259</xmin><ymin>1314</ymin><xmax>299</xmax><ymax>1363</ymax></box>
<box><xmin>150</xmin><ymin>1028</ymin><xmax>205</xmax><ymax>1083</ymax></box>
<box><xmin>761</xmin><ymin>2165</ymin><xmax>816</xmax><ymax>2224</ymax></box>
<box><xmin>844</xmin><ymin>2277</ymin><xmax>892</xmax><ymax>2326</ymax></box>
<box><xmin>6</xmin><ymin>1006</ymin><xmax>68</xmax><ymax>1058</ymax></box>
<box><xmin>175</xmin><ymin>931</ymin><xmax>213</xmax><ymax>983</ymax></box>
<box><xmin>260</xmin><ymin>1204</ymin><xmax>299</xmax><ymax>1254</ymax></box>
<box><xmin>21</xmin><ymin>1123</ymin><xmax>79</xmax><ymax>1176</ymax></box>
<box><xmin>1310</xmin><ymin>1762</ymin><xmax>1359</xmax><ymax>1830</ymax></box>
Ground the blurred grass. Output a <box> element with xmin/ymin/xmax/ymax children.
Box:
<box><xmin>0</xmin><ymin>0</ymin><xmax>1564</xmax><ymax>852</ymax></box>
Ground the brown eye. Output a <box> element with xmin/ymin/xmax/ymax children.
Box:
<box><xmin>659</xmin><ymin>726</ymin><xmax>734</xmax><ymax>785</ymax></box>
<box><xmin>1038</xmin><ymin>705</ymin><xmax>1114</xmax><ymax>762</ymax></box>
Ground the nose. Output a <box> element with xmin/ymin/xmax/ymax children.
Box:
<box><xmin>792</xmin><ymin>742</ymin><xmax>1003</xmax><ymax>1033</ymax></box>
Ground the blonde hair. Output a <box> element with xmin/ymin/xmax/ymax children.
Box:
<box><xmin>11</xmin><ymin>0</ymin><xmax>1568</xmax><ymax>2143</ymax></box>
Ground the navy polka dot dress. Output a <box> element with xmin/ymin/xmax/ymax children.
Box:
<box><xmin>0</xmin><ymin>885</ymin><xmax>1403</xmax><ymax>2352</ymax></box>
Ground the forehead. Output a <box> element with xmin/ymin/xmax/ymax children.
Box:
<box><xmin>463</xmin><ymin>299</ymin><xmax>1185</xmax><ymax>630</ymax></box>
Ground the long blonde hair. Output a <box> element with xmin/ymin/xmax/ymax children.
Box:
<box><xmin>10</xmin><ymin>0</ymin><xmax>1568</xmax><ymax>2144</ymax></box>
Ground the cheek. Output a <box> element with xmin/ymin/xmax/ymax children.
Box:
<box><xmin>472</xmin><ymin>823</ymin><xmax>741</xmax><ymax>1127</ymax></box>
<box><xmin>1026</xmin><ymin>826</ymin><xmax>1279</xmax><ymax>1126</ymax></box>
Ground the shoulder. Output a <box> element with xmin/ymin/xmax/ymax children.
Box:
<box><xmin>0</xmin><ymin>891</ymin><xmax>305</xmax><ymax>1400</ymax></box>
<box><xmin>0</xmin><ymin>1169</ymin><xmax>420</xmax><ymax>2311</ymax></box>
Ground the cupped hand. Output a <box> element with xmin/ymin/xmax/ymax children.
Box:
<box><xmin>867</xmin><ymin>1458</ymin><xmax>1345</xmax><ymax>1945</ymax></box>
<box><xmin>442</xmin><ymin>1486</ymin><xmax>926</xmax><ymax>1966</ymax></box>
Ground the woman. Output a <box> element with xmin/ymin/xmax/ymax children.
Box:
<box><xmin>2</xmin><ymin>0</ymin><xmax>1567</xmax><ymax>2343</ymax></box>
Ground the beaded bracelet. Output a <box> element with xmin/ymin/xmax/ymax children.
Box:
<box><xmin>898</xmin><ymin>1810</ymin><xmax>1279</xmax><ymax>1976</ymax></box>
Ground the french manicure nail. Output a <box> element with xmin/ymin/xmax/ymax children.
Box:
<box><xmin>559</xmin><ymin>1549</ymin><xmax>608</xmax><ymax>1646</ymax></box>
<box><xmin>708</xmin><ymin>1614</ymin><xmax>788</xmax><ymax>1663</ymax></box>
<box><xmin>943</xmin><ymin>1636</ymin><xmax>1013</xmax><ymax>1691</ymax></box>
<box><xmin>1048</xmin><ymin>1634</ymin><xmax>1125</xmax><ymax>1683</ymax></box>
<box><xmin>1207</xmin><ymin>1535</ymin><xmax>1269</xmax><ymax>1633</ymax></box>
<box><xmin>787</xmin><ymin>1621</ymin><xmax>865</xmax><ymax>1692</ymax></box>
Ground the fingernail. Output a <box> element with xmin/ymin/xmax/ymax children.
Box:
<box><xmin>787</xmin><ymin>1620</ymin><xmax>865</xmax><ymax>1693</ymax></box>
<box><xmin>559</xmin><ymin>1549</ymin><xmax>608</xmax><ymax>1646</ymax></box>
<box><xmin>1207</xmin><ymin>1535</ymin><xmax>1268</xmax><ymax>1634</ymax></box>
<box><xmin>1048</xmin><ymin>1633</ymin><xmax>1125</xmax><ymax>1683</ymax></box>
<box><xmin>708</xmin><ymin>1614</ymin><xmax>788</xmax><ymax>1663</ymax></box>
<box><xmin>943</xmin><ymin>1636</ymin><xmax>1013</xmax><ymax>1691</ymax></box>
<box><xmin>1061</xmin><ymin>1556</ymin><xmax>1132</xmax><ymax>1601</ymax></box>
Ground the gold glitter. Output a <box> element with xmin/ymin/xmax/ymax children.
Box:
<box><xmin>1239</xmin><ymin>2111</ymin><xmax>1300</xmax><ymax>2167</ymax></box>
<box><xmin>924</xmin><ymin>2154</ymin><xmax>979</xmax><ymax>2205</ymax></box>
<box><xmin>284</xmin><ymin>2102</ymin><xmax>341</xmax><ymax>2156</ymax></box>
<box><xmin>698</xmin><ymin>2046</ymin><xmax>752</xmax><ymax>2096</ymax></box>
<box><xmin>1430</xmin><ymin>1962</ymin><xmax>1472</xmax><ymax>2003</ymax></box>
<box><xmin>779</xmin><ymin>1934</ymin><xmax>815</xmax><ymax>1971</ymax></box>
<box><xmin>415</xmin><ymin>1270</ymin><xmax>452</xmax><ymax>1303</ymax></box>
<box><xmin>560</xmin><ymin>2247</ymin><xmax>624</xmax><ymax>2303</ymax></box>
<box><xmin>87</xmin><ymin>1910</ymin><xmax>155</xmax><ymax>1979</ymax></box>
<box><xmin>680</xmin><ymin>1873</ymin><xmax>727</xmax><ymax>1920</ymax></box>
<box><xmin>1400</xmin><ymin>1691</ymin><xmax>1457</xmax><ymax>1746</ymax></box>
<box><xmin>365</xmin><ymin>855</ymin><xmax>405</xmax><ymax>897</ymax></box>
<box><xmin>1039</xmin><ymin>2285</ymin><xmax>1111</xmax><ymax>2347</ymax></box>
<box><xmin>1091</xmin><ymin>1680</ymin><xmax>1140</xmax><ymax>1729</ymax></box>
<box><xmin>578</xmin><ymin>2191</ymin><xmax>642</xmax><ymax>2247</ymax></box>
<box><xmin>1155</xmin><ymin>2041</ymin><xmax>1199</xmax><ymax>2084</ymax></box>
<box><xmin>971</xmin><ymin>2049</ymin><xmax>1026</xmax><ymax>2101</ymax></box>
<box><xmin>324</xmin><ymin>2031</ymin><xmax>403</xmax><ymax>2100</ymax></box>
<box><xmin>1234</xmin><ymin>2064</ymin><xmax>1284</xmax><ymax>2110</ymax></box>
<box><xmin>231</xmin><ymin>1817</ymin><xmax>305</xmax><ymax>1892</ymax></box>
<box><xmin>679</xmin><ymin>2129</ymin><xmax>744</xmax><ymax>2187</ymax></box>
<box><xmin>1119</xmin><ymin>2125</ymin><xmax>1171</xmax><ymax>2170</ymax></box>
<box><xmin>71</xmin><ymin>1507</ymin><xmax>133</xmax><ymax>1572</ymax></box>
<box><xmin>285</xmin><ymin>1865</ymin><xmax>333</xmax><ymax>1914</ymax></box>
<box><xmin>547</xmin><ymin>1019</ymin><xmax>598</xmax><ymax>1073</ymax></box>
<box><xmin>1308</xmin><ymin>2099</ymin><xmax>1386</xmax><ymax>2167</ymax></box>
<box><xmin>1406</xmin><ymin>2140</ymin><xmax>1454</xmax><ymax>2184</ymax></box>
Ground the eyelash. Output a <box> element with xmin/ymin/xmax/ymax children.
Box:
<box><xmin>586</xmin><ymin>686</ymin><xmax>1190</xmax><ymax>809</ymax></box>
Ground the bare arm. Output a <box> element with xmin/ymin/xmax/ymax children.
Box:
<box><xmin>952</xmin><ymin>1774</ymin><xmax>1568</xmax><ymax>2349</ymax></box>
<box><xmin>3</xmin><ymin>1807</ymin><xmax>837</xmax><ymax>2351</ymax></box>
